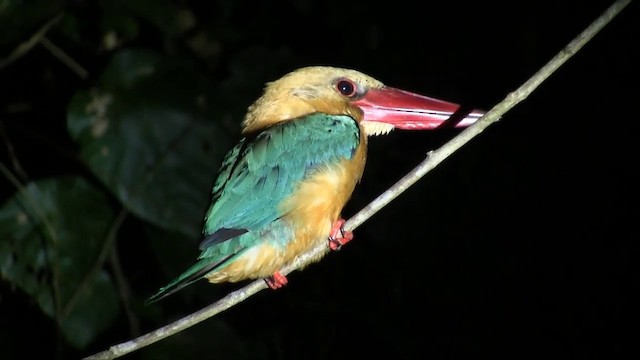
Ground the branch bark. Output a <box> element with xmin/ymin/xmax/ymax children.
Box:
<box><xmin>83</xmin><ymin>0</ymin><xmax>632</xmax><ymax>358</ymax></box>
<box><xmin>0</xmin><ymin>13</ymin><xmax>64</xmax><ymax>70</ymax></box>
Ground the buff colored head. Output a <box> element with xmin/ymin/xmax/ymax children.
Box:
<box><xmin>242</xmin><ymin>66</ymin><xmax>483</xmax><ymax>135</ymax></box>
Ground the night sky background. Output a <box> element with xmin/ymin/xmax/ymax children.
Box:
<box><xmin>0</xmin><ymin>1</ymin><xmax>638</xmax><ymax>359</ymax></box>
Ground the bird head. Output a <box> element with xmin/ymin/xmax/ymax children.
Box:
<box><xmin>242</xmin><ymin>66</ymin><xmax>483</xmax><ymax>135</ymax></box>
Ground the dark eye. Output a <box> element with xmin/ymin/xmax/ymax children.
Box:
<box><xmin>336</xmin><ymin>79</ymin><xmax>357</xmax><ymax>97</ymax></box>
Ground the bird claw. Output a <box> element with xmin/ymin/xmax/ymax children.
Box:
<box><xmin>328</xmin><ymin>218</ymin><xmax>353</xmax><ymax>251</ymax></box>
<box><xmin>264</xmin><ymin>271</ymin><xmax>288</xmax><ymax>289</ymax></box>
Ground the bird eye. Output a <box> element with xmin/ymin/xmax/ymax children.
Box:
<box><xmin>336</xmin><ymin>79</ymin><xmax>357</xmax><ymax>97</ymax></box>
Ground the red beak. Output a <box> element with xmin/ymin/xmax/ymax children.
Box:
<box><xmin>352</xmin><ymin>87</ymin><xmax>484</xmax><ymax>130</ymax></box>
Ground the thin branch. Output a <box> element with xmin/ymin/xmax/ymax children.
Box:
<box><xmin>0</xmin><ymin>13</ymin><xmax>64</xmax><ymax>70</ymax></box>
<box><xmin>0</xmin><ymin>13</ymin><xmax>88</xmax><ymax>78</ymax></box>
<box><xmin>40</xmin><ymin>36</ymin><xmax>89</xmax><ymax>79</ymax></box>
<box><xmin>109</xmin><ymin>232</ymin><xmax>141</xmax><ymax>337</ymax></box>
<box><xmin>62</xmin><ymin>209</ymin><xmax>128</xmax><ymax>318</ymax></box>
<box><xmin>0</xmin><ymin>122</ymin><xmax>30</xmax><ymax>182</ymax></box>
<box><xmin>3</xmin><ymin>102</ymin><xmax>32</xmax><ymax>114</ymax></box>
<box><xmin>83</xmin><ymin>1</ymin><xmax>632</xmax><ymax>358</ymax></box>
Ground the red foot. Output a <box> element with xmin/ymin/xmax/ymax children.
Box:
<box><xmin>328</xmin><ymin>218</ymin><xmax>353</xmax><ymax>251</ymax></box>
<box><xmin>264</xmin><ymin>271</ymin><xmax>288</xmax><ymax>289</ymax></box>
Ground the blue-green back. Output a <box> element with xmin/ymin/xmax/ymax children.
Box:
<box><xmin>145</xmin><ymin>113</ymin><xmax>361</xmax><ymax>303</ymax></box>
<box><xmin>201</xmin><ymin>112</ymin><xmax>360</xmax><ymax>252</ymax></box>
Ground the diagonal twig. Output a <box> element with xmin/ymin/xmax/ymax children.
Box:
<box><xmin>83</xmin><ymin>1</ymin><xmax>632</xmax><ymax>358</ymax></box>
<box><xmin>40</xmin><ymin>36</ymin><xmax>89</xmax><ymax>79</ymax></box>
<box><xmin>0</xmin><ymin>13</ymin><xmax>64</xmax><ymax>70</ymax></box>
<box><xmin>109</xmin><ymin>229</ymin><xmax>141</xmax><ymax>337</ymax></box>
<box><xmin>0</xmin><ymin>12</ymin><xmax>88</xmax><ymax>78</ymax></box>
<box><xmin>62</xmin><ymin>209</ymin><xmax>128</xmax><ymax>318</ymax></box>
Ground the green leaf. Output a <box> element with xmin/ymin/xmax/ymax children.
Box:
<box><xmin>67</xmin><ymin>49</ymin><xmax>231</xmax><ymax>237</ymax></box>
<box><xmin>59</xmin><ymin>270</ymin><xmax>120</xmax><ymax>348</ymax></box>
<box><xmin>0</xmin><ymin>176</ymin><xmax>119</xmax><ymax>349</ymax></box>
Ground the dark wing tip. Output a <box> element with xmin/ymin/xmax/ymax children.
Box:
<box><xmin>144</xmin><ymin>252</ymin><xmax>240</xmax><ymax>305</ymax></box>
<box><xmin>199</xmin><ymin>228</ymin><xmax>249</xmax><ymax>250</ymax></box>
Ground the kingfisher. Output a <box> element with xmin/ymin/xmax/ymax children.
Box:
<box><xmin>146</xmin><ymin>66</ymin><xmax>483</xmax><ymax>303</ymax></box>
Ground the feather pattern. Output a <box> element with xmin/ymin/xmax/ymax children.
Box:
<box><xmin>146</xmin><ymin>112</ymin><xmax>360</xmax><ymax>303</ymax></box>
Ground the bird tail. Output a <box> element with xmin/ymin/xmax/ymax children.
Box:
<box><xmin>145</xmin><ymin>254</ymin><xmax>235</xmax><ymax>304</ymax></box>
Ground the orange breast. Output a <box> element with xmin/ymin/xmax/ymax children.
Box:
<box><xmin>205</xmin><ymin>134</ymin><xmax>368</xmax><ymax>283</ymax></box>
<box><xmin>279</xmin><ymin>134</ymin><xmax>368</xmax><ymax>266</ymax></box>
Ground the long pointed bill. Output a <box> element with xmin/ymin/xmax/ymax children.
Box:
<box><xmin>352</xmin><ymin>87</ymin><xmax>484</xmax><ymax>130</ymax></box>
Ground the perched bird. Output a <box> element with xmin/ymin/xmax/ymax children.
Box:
<box><xmin>147</xmin><ymin>66</ymin><xmax>483</xmax><ymax>303</ymax></box>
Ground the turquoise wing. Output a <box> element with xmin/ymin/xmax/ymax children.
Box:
<box><xmin>203</xmin><ymin>113</ymin><xmax>360</xmax><ymax>242</ymax></box>
<box><xmin>146</xmin><ymin>113</ymin><xmax>360</xmax><ymax>303</ymax></box>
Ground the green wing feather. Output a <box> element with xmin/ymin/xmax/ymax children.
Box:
<box><xmin>146</xmin><ymin>113</ymin><xmax>360</xmax><ymax>303</ymax></box>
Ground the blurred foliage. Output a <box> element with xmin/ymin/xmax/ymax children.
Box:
<box><xmin>67</xmin><ymin>49</ymin><xmax>229</xmax><ymax>238</ymax></box>
<box><xmin>1</xmin><ymin>0</ymin><xmax>282</xmax><ymax>357</ymax></box>
<box><xmin>0</xmin><ymin>0</ymin><xmax>66</xmax><ymax>47</ymax></box>
<box><xmin>0</xmin><ymin>0</ymin><xmax>319</xmax><ymax>357</ymax></box>
<box><xmin>0</xmin><ymin>176</ymin><xmax>119</xmax><ymax>348</ymax></box>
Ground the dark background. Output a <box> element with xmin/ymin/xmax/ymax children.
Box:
<box><xmin>0</xmin><ymin>1</ymin><xmax>637</xmax><ymax>359</ymax></box>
